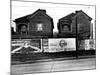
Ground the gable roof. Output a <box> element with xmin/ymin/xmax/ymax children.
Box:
<box><xmin>14</xmin><ymin>9</ymin><xmax>53</xmax><ymax>23</ymax></box>
<box><xmin>75</xmin><ymin>10</ymin><xmax>92</xmax><ymax>21</ymax></box>
<box><xmin>28</xmin><ymin>9</ymin><xmax>52</xmax><ymax>20</ymax></box>
<box><xmin>59</xmin><ymin>13</ymin><xmax>75</xmax><ymax>21</ymax></box>
<box><xmin>59</xmin><ymin>10</ymin><xmax>92</xmax><ymax>21</ymax></box>
<box><xmin>58</xmin><ymin>10</ymin><xmax>92</xmax><ymax>30</ymax></box>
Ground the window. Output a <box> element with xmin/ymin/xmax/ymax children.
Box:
<box><xmin>21</xmin><ymin>25</ymin><xmax>27</xmax><ymax>32</ymax></box>
<box><xmin>62</xmin><ymin>24</ymin><xmax>71</xmax><ymax>31</ymax></box>
<box><xmin>19</xmin><ymin>25</ymin><xmax>27</xmax><ymax>35</ymax></box>
<box><xmin>37</xmin><ymin>23</ymin><xmax>43</xmax><ymax>31</ymax></box>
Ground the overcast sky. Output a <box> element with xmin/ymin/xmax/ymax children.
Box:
<box><xmin>12</xmin><ymin>1</ymin><xmax>95</xmax><ymax>38</ymax></box>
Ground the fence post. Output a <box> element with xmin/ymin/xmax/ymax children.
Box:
<box><xmin>76</xmin><ymin>17</ymin><xmax>78</xmax><ymax>58</ymax></box>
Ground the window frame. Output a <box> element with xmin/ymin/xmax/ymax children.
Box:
<box><xmin>36</xmin><ymin>23</ymin><xmax>43</xmax><ymax>31</ymax></box>
<box><xmin>18</xmin><ymin>23</ymin><xmax>28</xmax><ymax>35</ymax></box>
<box><xmin>62</xmin><ymin>24</ymin><xmax>71</xmax><ymax>31</ymax></box>
<box><xmin>60</xmin><ymin>20</ymin><xmax>72</xmax><ymax>32</ymax></box>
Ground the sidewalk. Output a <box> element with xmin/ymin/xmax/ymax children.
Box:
<box><xmin>12</xmin><ymin>55</ymin><xmax>96</xmax><ymax>65</ymax></box>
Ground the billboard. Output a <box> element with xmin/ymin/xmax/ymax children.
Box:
<box><xmin>11</xmin><ymin>39</ymin><xmax>41</xmax><ymax>53</ymax></box>
<box><xmin>48</xmin><ymin>38</ymin><xmax>76</xmax><ymax>52</ymax></box>
<box><xmin>79</xmin><ymin>39</ymin><xmax>96</xmax><ymax>50</ymax></box>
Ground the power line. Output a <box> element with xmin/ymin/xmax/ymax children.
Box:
<box><xmin>12</xmin><ymin>0</ymin><xmax>95</xmax><ymax>6</ymax></box>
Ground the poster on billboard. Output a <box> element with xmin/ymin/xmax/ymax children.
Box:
<box><xmin>84</xmin><ymin>40</ymin><xmax>90</xmax><ymax>50</ymax></box>
<box><xmin>48</xmin><ymin>38</ymin><xmax>76</xmax><ymax>52</ymax></box>
<box><xmin>89</xmin><ymin>39</ymin><xmax>96</xmax><ymax>50</ymax></box>
<box><xmin>85</xmin><ymin>39</ymin><xmax>96</xmax><ymax>50</ymax></box>
<box><xmin>11</xmin><ymin>39</ymin><xmax>42</xmax><ymax>53</ymax></box>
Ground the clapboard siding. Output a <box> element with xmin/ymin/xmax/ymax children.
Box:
<box><xmin>13</xmin><ymin>9</ymin><xmax>54</xmax><ymax>39</ymax></box>
<box><xmin>58</xmin><ymin>10</ymin><xmax>92</xmax><ymax>39</ymax></box>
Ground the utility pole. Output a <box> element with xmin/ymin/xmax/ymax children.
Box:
<box><xmin>76</xmin><ymin>17</ymin><xmax>78</xmax><ymax>58</ymax></box>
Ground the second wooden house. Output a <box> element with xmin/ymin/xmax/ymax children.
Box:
<box><xmin>57</xmin><ymin>10</ymin><xmax>92</xmax><ymax>39</ymax></box>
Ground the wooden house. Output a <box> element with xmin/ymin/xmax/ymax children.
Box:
<box><xmin>57</xmin><ymin>10</ymin><xmax>92</xmax><ymax>39</ymax></box>
<box><xmin>12</xmin><ymin>9</ymin><xmax>54</xmax><ymax>39</ymax></box>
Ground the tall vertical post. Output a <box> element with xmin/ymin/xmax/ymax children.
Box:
<box><xmin>41</xmin><ymin>39</ymin><xmax>43</xmax><ymax>52</ymax></box>
<box><xmin>76</xmin><ymin>17</ymin><xmax>78</xmax><ymax>58</ymax></box>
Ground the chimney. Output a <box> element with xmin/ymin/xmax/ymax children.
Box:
<box><xmin>75</xmin><ymin>11</ymin><xmax>79</xmax><ymax>13</ymax></box>
<box><xmin>75</xmin><ymin>10</ymin><xmax>82</xmax><ymax>14</ymax></box>
<box><xmin>39</xmin><ymin>9</ymin><xmax>46</xmax><ymax>13</ymax></box>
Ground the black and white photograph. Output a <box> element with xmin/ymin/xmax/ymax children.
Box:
<box><xmin>11</xmin><ymin>0</ymin><xmax>96</xmax><ymax>74</ymax></box>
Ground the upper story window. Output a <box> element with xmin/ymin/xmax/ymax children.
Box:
<box><xmin>62</xmin><ymin>24</ymin><xmax>71</xmax><ymax>31</ymax></box>
<box><xmin>21</xmin><ymin>25</ymin><xmax>27</xmax><ymax>32</ymax></box>
<box><xmin>18</xmin><ymin>24</ymin><xmax>28</xmax><ymax>35</ymax></box>
<box><xmin>37</xmin><ymin>23</ymin><xmax>43</xmax><ymax>31</ymax></box>
<box><xmin>61</xmin><ymin>20</ymin><xmax>72</xmax><ymax>32</ymax></box>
